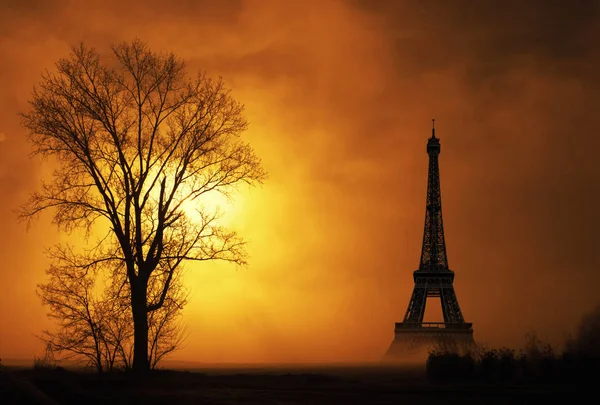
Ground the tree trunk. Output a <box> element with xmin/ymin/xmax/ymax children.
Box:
<box><xmin>131</xmin><ymin>279</ymin><xmax>150</xmax><ymax>373</ymax></box>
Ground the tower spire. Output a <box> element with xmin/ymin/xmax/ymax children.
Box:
<box><xmin>421</xmin><ymin>120</ymin><xmax>446</xmax><ymax>271</ymax></box>
<box><xmin>431</xmin><ymin>118</ymin><xmax>436</xmax><ymax>138</ymax></box>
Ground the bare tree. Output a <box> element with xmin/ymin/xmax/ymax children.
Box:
<box><xmin>37</xmin><ymin>248</ymin><xmax>188</xmax><ymax>372</ymax></box>
<box><xmin>148</xmin><ymin>275</ymin><xmax>188</xmax><ymax>369</ymax></box>
<box><xmin>37</xmin><ymin>250</ymin><xmax>107</xmax><ymax>373</ymax></box>
<box><xmin>21</xmin><ymin>39</ymin><xmax>266</xmax><ymax>372</ymax></box>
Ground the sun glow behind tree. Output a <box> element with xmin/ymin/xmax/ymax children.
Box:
<box><xmin>20</xmin><ymin>39</ymin><xmax>266</xmax><ymax>372</ymax></box>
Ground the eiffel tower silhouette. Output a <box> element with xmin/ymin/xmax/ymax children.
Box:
<box><xmin>384</xmin><ymin>121</ymin><xmax>474</xmax><ymax>360</ymax></box>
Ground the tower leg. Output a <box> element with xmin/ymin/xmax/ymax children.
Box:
<box><xmin>403</xmin><ymin>287</ymin><xmax>427</xmax><ymax>323</ymax></box>
<box><xmin>440</xmin><ymin>287</ymin><xmax>465</xmax><ymax>323</ymax></box>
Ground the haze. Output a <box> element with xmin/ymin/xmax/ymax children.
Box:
<box><xmin>1</xmin><ymin>0</ymin><xmax>599</xmax><ymax>364</ymax></box>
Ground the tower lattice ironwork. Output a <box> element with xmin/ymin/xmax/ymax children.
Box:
<box><xmin>384</xmin><ymin>121</ymin><xmax>473</xmax><ymax>360</ymax></box>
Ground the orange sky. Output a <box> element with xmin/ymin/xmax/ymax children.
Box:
<box><xmin>1</xmin><ymin>0</ymin><xmax>600</xmax><ymax>364</ymax></box>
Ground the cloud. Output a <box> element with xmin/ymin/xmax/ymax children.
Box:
<box><xmin>0</xmin><ymin>0</ymin><xmax>599</xmax><ymax>363</ymax></box>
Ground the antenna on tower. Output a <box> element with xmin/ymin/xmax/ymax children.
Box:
<box><xmin>431</xmin><ymin>118</ymin><xmax>436</xmax><ymax>138</ymax></box>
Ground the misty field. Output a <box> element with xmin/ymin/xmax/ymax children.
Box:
<box><xmin>0</xmin><ymin>362</ymin><xmax>583</xmax><ymax>405</ymax></box>
<box><xmin>4</xmin><ymin>310</ymin><xmax>598</xmax><ymax>404</ymax></box>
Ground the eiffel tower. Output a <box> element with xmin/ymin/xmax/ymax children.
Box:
<box><xmin>384</xmin><ymin>120</ymin><xmax>474</xmax><ymax>361</ymax></box>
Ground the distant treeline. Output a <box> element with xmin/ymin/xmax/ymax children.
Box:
<box><xmin>426</xmin><ymin>305</ymin><xmax>600</xmax><ymax>384</ymax></box>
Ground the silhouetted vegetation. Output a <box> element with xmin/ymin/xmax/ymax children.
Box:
<box><xmin>19</xmin><ymin>39</ymin><xmax>266</xmax><ymax>373</ymax></box>
<box><xmin>0</xmin><ymin>364</ymin><xmax>576</xmax><ymax>405</ymax></box>
<box><xmin>426</xmin><ymin>306</ymin><xmax>600</xmax><ymax>384</ymax></box>
<box><xmin>36</xmin><ymin>258</ymin><xmax>188</xmax><ymax>372</ymax></box>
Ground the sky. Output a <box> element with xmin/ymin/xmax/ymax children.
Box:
<box><xmin>1</xmin><ymin>0</ymin><xmax>600</xmax><ymax>364</ymax></box>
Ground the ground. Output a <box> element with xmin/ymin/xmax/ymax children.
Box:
<box><xmin>0</xmin><ymin>364</ymin><xmax>583</xmax><ymax>404</ymax></box>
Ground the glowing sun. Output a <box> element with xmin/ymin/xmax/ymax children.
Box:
<box><xmin>180</xmin><ymin>189</ymin><xmax>241</xmax><ymax>226</ymax></box>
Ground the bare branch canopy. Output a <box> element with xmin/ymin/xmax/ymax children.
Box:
<box><xmin>21</xmin><ymin>39</ymin><xmax>266</xmax><ymax>372</ymax></box>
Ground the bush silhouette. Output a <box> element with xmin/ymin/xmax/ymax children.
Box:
<box><xmin>425</xmin><ymin>306</ymin><xmax>600</xmax><ymax>384</ymax></box>
<box><xmin>426</xmin><ymin>352</ymin><xmax>474</xmax><ymax>382</ymax></box>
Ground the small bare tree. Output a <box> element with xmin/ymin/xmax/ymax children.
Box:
<box><xmin>37</xmin><ymin>247</ymin><xmax>188</xmax><ymax>372</ymax></box>
<box><xmin>21</xmin><ymin>39</ymin><xmax>266</xmax><ymax>372</ymax></box>
<box><xmin>148</xmin><ymin>281</ymin><xmax>188</xmax><ymax>369</ymax></box>
<box><xmin>37</xmin><ymin>251</ymin><xmax>107</xmax><ymax>373</ymax></box>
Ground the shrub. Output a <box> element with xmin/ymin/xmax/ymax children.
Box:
<box><xmin>426</xmin><ymin>306</ymin><xmax>600</xmax><ymax>384</ymax></box>
<box><xmin>426</xmin><ymin>338</ymin><xmax>476</xmax><ymax>382</ymax></box>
